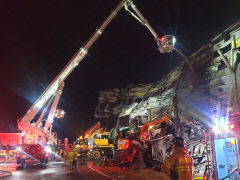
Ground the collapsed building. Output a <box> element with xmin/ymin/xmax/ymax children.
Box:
<box><xmin>94</xmin><ymin>20</ymin><xmax>240</xmax><ymax>173</ymax></box>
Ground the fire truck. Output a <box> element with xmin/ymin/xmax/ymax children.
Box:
<box><xmin>1</xmin><ymin>0</ymin><xmax>175</xmax><ymax>158</ymax></box>
<box><xmin>203</xmin><ymin>113</ymin><xmax>240</xmax><ymax>180</ymax></box>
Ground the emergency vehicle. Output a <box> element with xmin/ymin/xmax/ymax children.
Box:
<box><xmin>1</xmin><ymin>0</ymin><xmax>175</xmax><ymax>160</ymax></box>
<box><xmin>203</xmin><ymin>113</ymin><xmax>240</xmax><ymax>180</ymax></box>
<box><xmin>16</xmin><ymin>144</ymin><xmax>51</xmax><ymax>168</ymax></box>
<box><xmin>0</xmin><ymin>133</ymin><xmax>22</xmax><ymax>157</ymax></box>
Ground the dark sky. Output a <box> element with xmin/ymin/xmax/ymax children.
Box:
<box><xmin>0</xmin><ymin>0</ymin><xmax>240</xmax><ymax>141</ymax></box>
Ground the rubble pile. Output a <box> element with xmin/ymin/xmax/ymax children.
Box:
<box><xmin>94</xmin><ymin>20</ymin><xmax>240</xmax><ymax>173</ymax></box>
<box><xmin>179</xmin><ymin>120</ymin><xmax>206</xmax><ymax>174</ymax></box>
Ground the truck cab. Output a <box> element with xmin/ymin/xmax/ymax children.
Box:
<box><xmin>75</xmin><ymin>138</ymin><xmax>88</xmax><ymax>157</ymax></box>
<box><xmin>16</xmin><ymin>144</ymin><xmax>50</xmax><ymax>168</ymax></box>
<box><xmin>87</xmin><ymin>132</ymin><xmax>113</xmax><ymax>159</ymax></box>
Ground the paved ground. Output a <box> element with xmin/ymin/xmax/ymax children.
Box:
<box><xmin>0</xmin><ymin>160</ymin><xmax>111</xmax><ymax>180</ymax></box>
<box><xmin>0</xmin><ymin>158</ymin><xmax>202</xmax><ymax>180</ymax></box>
<box><xmin>96</xmin><ymin>166</ymin><xmax>171</xmax><ymax>180</ymax></box>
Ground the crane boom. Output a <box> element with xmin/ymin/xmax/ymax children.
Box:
<box><xmin>17</xmin><ymin>0</ymin><xmax>175</xmax><ymax>145</ymax></box>
<box><xmin>84</xmin><ymin>121</ymin><xmax>102</xmax><ymax>139</ymax></box>
<box><xmin>18</xmin><ymin>0</ymin><xmax>128</xmax><ymax>144</ymax></box>
<box><xmin>124</xmin><ymin>0</ymin><xmax>158</xmax><ymax>39</ymax></box>
<box><xmin>18</xmin><ymin>0</ymin><xmax>128</xmax><ymax>126</ymax></box>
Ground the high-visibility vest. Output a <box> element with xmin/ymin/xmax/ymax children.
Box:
<box><xmin>66</xmin><ymin>150</ymin><xmax>74</xmax><ymax>162</ymax></box>
<box><xmin>73</xmin><ymin>148</ymin><xmax>78</xmax><ymax>161</ymax></box>
<box><xmin>161</xmin><ymin>147</ymin><xmax>194</xmax><ymax>180</ymax></box>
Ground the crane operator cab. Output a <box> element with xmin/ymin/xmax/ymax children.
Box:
<box><xmin>87</xmin><ymin>132</ymin><xmax>113</xmax><ymax>159</ymax></box>
<box><xmin>75</xmin><ymin>136</ymin><xmax>88</xmax><ymax>157</ymax></box>
<box><xmin>157</xmin><ymin>35</ymin><xmax>176</xmax><ymax>53</ymax></box>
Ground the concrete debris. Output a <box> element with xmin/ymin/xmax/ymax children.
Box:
<box><xmin>94</xmin><ymin>20</ymin><xmax>240</xmax><ymax>174</ymax></box>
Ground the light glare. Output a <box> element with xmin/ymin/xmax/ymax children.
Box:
<box><xmin>220</xmin><ymin>117</ymin><xmax>225</xmax><ymax>123</ymax></box>
<box><xmin>172</xmin><ymin>37</ymin><xmax>176</xmax><ymax>44</ymax></box>
<box><xmin>45</xmin><ymin>146</ymin><xmax>52</xmax><ymax>153</ymax></box>
<box><xmin>214</xmin><ymin>118</ymin><xmax>219</xmax><ymax>124</ymax></box>
<box><xmin>212</xmin><ymin>126</ymin><xmax>219</xmax><ymax>133</ymax></box>
<box><xmin>148</xmin><ymin>125</ymin><xmax>154</xmax><ymax>130</ymax></box>
<box><xmin>223</xmin><ymin>125</ymin><xmax>229</xmax><ymax>131</ymax></box>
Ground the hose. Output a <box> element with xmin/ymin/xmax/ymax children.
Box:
<box><xmin>0</xmin><ymin>155</ymin><xmax>14</xmax><ymax>177</ymax></box>
<box><xmin>220</xmin><ymin>168</ymin><xmax>238</xmax><ymax>180</ymax></box>
<box><xmin>0</xmin><ymin>170</ymin><xmax>12</xmax><ymax>178</ymax></box>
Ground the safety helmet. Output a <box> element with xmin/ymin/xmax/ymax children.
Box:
<box><xmin>172</xmin><ymin>137</ymin><xmax>185</xmax><ymax>147</ymax></box>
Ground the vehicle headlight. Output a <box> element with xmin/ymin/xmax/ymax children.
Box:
<box><xmin>45</xmin><ymin>146</ymin><xmax>52</xmax><ymax>153</ymax></box>
<box><xmin>16</xmin><ymin>147</ymin><xmax>22</xmax><ymax>151</ymax></box>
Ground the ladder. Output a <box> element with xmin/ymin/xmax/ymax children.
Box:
<box><xmin>203</xmin><ymin>128</ymin><xmax>215</xmax><ymax>180</ymax></box>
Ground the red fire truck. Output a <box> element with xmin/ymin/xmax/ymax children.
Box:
<box><xmin>1</xmin><ymin>0</ymin><xmax>175</xmax><ymax>163</ymax></box>
<box><xmin>0</xmin><ymin>133</ymin><xmax>22</xmax><ymax>157</ymax></box>
<box><xmin>16</xmin><ymin>144</ymin><xmax>51</xmax><ymax>168</ymax></box>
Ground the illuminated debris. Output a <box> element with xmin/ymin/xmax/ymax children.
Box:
<box><xmin>94</xmin><ymin>20</ymin><xmax>240</xmax><ymax>173</ymax></box>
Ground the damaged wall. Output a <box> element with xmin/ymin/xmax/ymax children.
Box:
<box><xmin>94</xmin><ymin>20</ymin><xmax>240</xmax><ymax>131</ymax></box>
<box><xmin>94</xmin><ymin>20</ymin><xmax>240</xmax><ymax>174</ymax></box>
<box><xmin>93</xmin><ymin>88</ymin><xmax>121</xmax><ymax>128</ymax></box>
<box><xmin>94</xmin><ymin>83</ymin><xmax>157</xmax><ymax>127</ymax></box>
<box><xmin>175</xmin><ymin>20</ymin><xmax>240</xmax><ymax>174</ymax></box>
<box><xmin>177</xmin><ymin>20</ymin><xmax>240</xmax><ymax>126</ymax></box>
<box><xmin>94</xmin><ymin>66</ymin><xmax>182</xmax><ymax>129</ymax></box>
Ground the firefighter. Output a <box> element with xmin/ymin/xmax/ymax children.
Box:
<box><xmin>72</xmin><ymin>145</ymin><xmax>78</xmax><ymax>174</ymax></box>
<box><xmin>161</xmin><ymin>137</ymin><xmax>194</xmax><ymax>180</ymax></box>
<box><xmin>65</xmin><ymin>145</ymin><xmax>74</xmax><ymax>175</ymax></box>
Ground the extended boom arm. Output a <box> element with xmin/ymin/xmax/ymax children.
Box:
<box><xmin>18</xmin><ymin>0</ymin><xmax>128</xmax><ymax>127</ymax></box>
<box><xmin>18</xmin><ymin>0</ymin><xmax>175</xmax><ymax>144</ymax></box>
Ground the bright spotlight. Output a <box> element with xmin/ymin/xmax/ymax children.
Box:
<box><xmin>220</xmin><ymin>117</ymin><xmax>225</xmax><ymax>123</ymax></box>
<box><xmin>172</xmin><ymin>37</ymin><xmax>176</xmax><ymax>44</ymax></box>
<box><xmin>148</xmin><ymin>125</ymin><xmax>154</xmax><ymax>130</ymax></box>
<box><xmin>16</xmin><ymin>147</ymin><xmax>22</xmax><ymax>151</ymax></box>
<box><xmin>157</xmin><ymin>35</ymin><xmax>176</xmax><ymax>53</ymax></box>
<box><xmin>45</xmin><ymin>146</ymin><xmax>52</xmax><ymax>153</ymax></box>
<box><xmin>214</xmin><ymin>118</ymin><xmax>219</xmax><ymax>124</ymax></box>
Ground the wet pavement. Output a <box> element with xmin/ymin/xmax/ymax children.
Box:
<box><xmin>0</xmin><ymin>159</ymin><xmax>112</xmax><ymax>180</ymax></box>
<box><xmin>0</xmin><ymin>158</ymin><xmax>176</xmax><ymax>180</ymax></box>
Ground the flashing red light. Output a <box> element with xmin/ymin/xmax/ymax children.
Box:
<box><xmin>161</xmin><ymin>36</ymin><xmax>166</xmax><ymax>42</ymax></box>
<box><xmin>125</xmin><ymin>142</ymin><xmax>129</xmax><ymax>149</ymax></box>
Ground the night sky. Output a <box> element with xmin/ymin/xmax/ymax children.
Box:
<box><xmin>0</xmin><ymin>0</ymin><xmax>240</xmax><ymax>141</ymax></box>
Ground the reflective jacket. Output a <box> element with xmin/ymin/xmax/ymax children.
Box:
<box><xmin>161</xmin><ymin>147</ymin><xmax>194</xmax><ymax>180</ymax></box>
<box><xmin>73</xmin><ymin>148</ymin><xmax>79</xmax><ymax>161</ymax></box>
<box><xmin>66</xmin><ymin>149</ymin><xmax>74</xmax><ymax>163</ymax></box>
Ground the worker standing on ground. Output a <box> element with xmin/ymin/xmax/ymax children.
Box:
<box><xmin>72</xmin><ymin>145</ymin><xmax>79</xmax><ymax>174</ymax></box>
<box><xmin>161</xmin><ymin>137</ymin><xmax>194</xmax><ymax>180</ymax></box>
<box><xmin>65</xmin><ymin>145</ymin><xmax>74</xmax><ymax>175</ymax></box>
